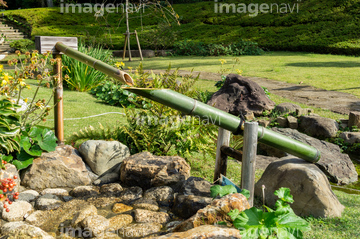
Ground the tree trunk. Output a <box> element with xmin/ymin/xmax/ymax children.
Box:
<box><xmin>46</xmin><ymin>0</ymin><xmax>53</xmax><ymax>7</ymax></box>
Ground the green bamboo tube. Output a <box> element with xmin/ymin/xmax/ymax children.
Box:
<box><xmin>125</xmin><ymin>88</ymin><xmax>321</xmax><ymax>163</ymax></box>
<box><xmin>55</xmin><ymin>42</ymin><xmax>134</xmax><ymax>86</ymax></box>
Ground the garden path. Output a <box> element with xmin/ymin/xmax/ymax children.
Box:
<box><xmin>148</xmin><ymin>70</ymin><xmax>360</xmax><ymax>115</ymax></box>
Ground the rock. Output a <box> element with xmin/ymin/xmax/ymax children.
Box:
<box><xmin>255</xmin><ymin>157</ymin><xmax>345</xmax><ymax>218</ymax></box>
<box><xmin>120</xmin><ymin>152</ymin><xmax>190</xmax><ymax>190</ymax></box>
<box><xmin>40</xmin><ymin>188</ymin><xmax>69</xmax><ymax>197</ymax></box>
<box><xmin>17</xmin><ymin>190</ymin><xmax>40</xmax><ymax>202</ymax></box>
<box><xmin>108</xmin><ymin>214</ymin><xmax>133</xmax><ymax>231</ymax></box>
<box><xmin>287</xmin><ymin>115</ymin><xmax>298</xmax><ymax>129</ymax></box>
<box><xmin>207</xmin><ymin>74</ymin><xmax>275</xmax><ymax>116</ymax></box>
<box><xmin>274</xmin><ymin>103</ymin><xmax>301</xmax><ymax>114</ymax></box>
<box><xmin>172</xmin><ymin>195</ymin><xmax>212</xmax><ymax>219</ymax></box>
<box><xmin>80</xmin><ymin>215</ymin><xmax>110</xmax><ymax>238</ymax></box>
<box><xmin>93</xmin><ymin>173</ymin><xmax>120</xmax><ymax>186</ymax></box>
<box><xmin>132</xmin><ymin>198</ymin><xmax>159</xmax><ymax>211</ymax></box>
<box><xmin>1</xmin><ymin>221</ymin><xmax>54</xmax><ymax>239</ymax></box>
<box><xmin>118</xmin><ymin>222</ymin><xmax>162</xmax><ymax>238</ymax></box>
<box><xmin>79</xmin><ymin>140</ymin><xmax>130</xmax><ymax>176</ymax></box>
<box><xmin>258</xmin><ymin>119</ymin><xmax>270</xmax><ymax>127</ymax></box>
<box><xmin>299</xmin><ymin>115</ymin><xmax>339</xmax><ymax>138</ymax></box>
<box><xmin>112</xmin><ymin>203</ymin><xmax>133</xmax><ymax>213</ymax></box>
<box><xmin>99</xmin><ymin>183</ymin><xmax>123</xmax><ymax>196</ymax></box>
<box><xmin>2</xmin><ymin>200</ymin><xmax>34</xmax><ymax>222</ymax></box>
<box><xmin>255</xmin><ymin>155</ymin><xmax>282</xmax><ymax>170</ymax></box>
<box><xmin>165</xmin><ymin>221</ymin><xmax>182</xmax><ymax>233</ymax></box>
<box><xmin>118</xmin><ymin>186</ymin><xmax>143</xmax><ymax>203</ymax></box>
<box><xmin>21</xmin><ymin>145</ymin><xmax>92</xmax><ymax>190</ymax></box>
<box><xmin>71</xmin><ymin>204</ymin><xmax>98</xmax><ymax>227</ymax></box>
<box><xmin>340</xmin><ymin>132</ymin><xmax>360</xmax><ymax>144</ymax></box>
<box><xmin>25</xmin><ymin>210</ymin><xmax>51</xmax><ymax>227</ymax></box>
<box><xmin>134</xmin><ymin>209</ymin><xmax>170</xmax><ymax>224</ymax></box>
<box><xmin>348</xmin><ymin>111</ymin><xmax>360</xmax><ymax>128</ymax></box>
<box><xmin>35</xmin><ymin>194</ymin><xmax>63</xmax><ymax>210</ymax></box>
<box><xmin>144</xmin><ymin>186</ymin><xmax>174</xmax><ymax>207</ymax></box>
<box><xmin>276</xmin><ymin>116</ymin><xmax>288</xmax><ymax>127</ymax></box>
<box><xmin>87</xmin><ymin>197</ymin><xmax>118</xmax><ymax>208</ymax></box>
<box><xmin>0</xmin><ymin>164</ymin><xmax>20</xmax><ymax>193</ymax></box>
<box><xmin>339</xmin><ymin>119</ymin><xmax>349</xmax><ymax>129</ymax></box>
<box><xmin>174</xmin><ymin>193</ymin><xmax>250</xmax><ymax>232</ymax></box>
<box><xmin>70</xmin><ymin>185</ymin><xmax>100</xmax><ymax>198</ymax></box>
<box><xmin>146</xmin><ymin>225</ymin><xmax>241</xmax><ymax>239</ymax></box>
<box><xmin>296</xmin><ymin>108</ymin><xmax>311</xmax><ymax>116</ymax></box>
<box><xmin>179</xmin><ymin>177</ymin><xmax>212</xmax><ymax>197</ymax></box>
<box><xmin>270</xmin><ymin>128</ymin><xmax>358</xmax><ymax>184</ymax></box>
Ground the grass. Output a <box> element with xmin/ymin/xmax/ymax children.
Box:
<box><xmin>4</xmin><ymin>0</ymin><xmax>360</xmax><ymax>55</ymax></box>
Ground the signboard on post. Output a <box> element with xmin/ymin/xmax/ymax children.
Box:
<box><xmin>35</xmin><ymin>36</ymin><xmax>78</xmax><ymax>54</ymax></box>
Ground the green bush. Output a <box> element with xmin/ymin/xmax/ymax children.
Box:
<box><xmin>9</xmin><ymin>39</ymin><xmax>34</xmax><ymax>53</ymax></box>
<box><xmin>62</xmin><ymin>42</ymin><xmax>113</xmax><ymax>92</ymax></box>
<box><xmin>141</xmin><ymin>22</ymin><xmax>178</xmax><ymax>51</ymax></box>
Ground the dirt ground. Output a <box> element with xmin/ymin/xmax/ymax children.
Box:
<box><xmin>148</xmin><ymin>70</ymin><xmax>360</xmax><ymax>115</ymax></box>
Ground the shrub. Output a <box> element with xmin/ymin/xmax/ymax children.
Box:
<box><xmin>173</xmin><ymin>39</ymin><xmax>208</xmax><ymax>56</ymax></box>
<box><xmin>62</xmin><ymin>42</ymin><xmax>113</xmax><ymax>92</ymax></box>
<box><xmin>9</xmin><ymin>39</ymin><xmax>34</xmax><ymax>53</ymax></box>
<box><xmin>141</xmin><ymin>22</ymin><xmax>178</xmax><ymax>51</ymax></box>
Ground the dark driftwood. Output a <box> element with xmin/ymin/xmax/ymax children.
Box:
<box><xmin>220</xmin><ymin>146</ymin><xmax>243</xmax><ymax>162</ymax></box>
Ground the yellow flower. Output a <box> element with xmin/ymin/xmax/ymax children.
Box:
<box><xmin>24</xmin><ymin>98</ymin><xmax>28</xmax><ymax>103</ymax></box>
<box><xmin>20</xmin><ymin>81</ymin><xmax>26</xmax><ymax>87</ymax></box>
<box><xmin>236</xmin><ymin>69</ymin><xmax>243</xmax><ymax>75</ymax></box>
<box><xmin>1</xmin><ymin>79</ymin><xmax>6</xmax><ymax>86</ymax></box>
<box><xmin>115</xmin><ymin>62</ymin><xmax>125</xmax><ymax>68</ymax></box>
<box><xmin>219</xmin><ymin>59</ymin><xmax>227</xmax><ymax>65</ymax></box>
<box><xmin>0</xmin><ymin>65</ymin><xmax>3</xmax><ymax>72</ymax></box>
<box><xmin>26</xmin><ymin>85</ymin><xmax>31</xmax><ymax>89</ymax></box>
<box><xmin>128</xmin><ymin>67</ymin><xmax>133</xmax><ymax>70</ymax></box>
<box><xmin>2</xmin><ymin>73</ymin><xmax>13</xmax><ymax>82</ymax></box>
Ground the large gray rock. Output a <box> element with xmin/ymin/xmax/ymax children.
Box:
<box><xmin>21</xmin><ymin>145</ymin><xmax>92</xmax><ymax>190</ymax></box>
<box><xmin>134</xmin><ymin>209</ymin><xmax>170</xmax><ymax>224</ymax></box>
<box><xmin>1</xmin><ymin>221</ymin><xmax>54</xmax><ymax>239</ymax></box>
<box><xmin>118</xmin><ymin>223</ymin><xmax>162</xmax><ymax>238</ymax></box>
<box><xmin>299</xmin><ymin>115</ymin><xmax>339</xmax><ymax>138</ymax></box>
<box><xmin>255</xmin><ymin>157</ymin><xmax>345</xmax><ymax>218</ymax></box>
<box><xmin>339</xmin><ymin>132</ymin><xmax>360</xmax><ymax>144</ymax></box>
<box><xmin>80</xmin><ymin>215</ymin><xmax>110</xmax><ymax>238</ymax></box>
<box><xmin>146</xmin><ymin>225</ymin><xmax>241</xmax><ymax>239</ymax></box>
<box><xmin>270</xmin><ymin>128</ymin><xmax>358</xmax><ymax>185</ymax></box>
<box><xmin>143</xmin><ymin>186</ymin><xmax>174</xmax><ymax>207</ymax></box>
<box><xmin>79</xmin><ymin>140</ymin><xmax>130</xmax><ymax>176</ymax></box>
<box><xmin>120</xmin><ymin>152</ymin><xmax>190</xmax><ymax>190</ymax></box>
<box><xmin>35</xmin><ymin>194</ymin><xmax>63</xmax><ymax>210</ymax></box>
<box><xmin>207</xmin><ymin>74</ymin><xmax>275</xmax><ymax>116</ymax></box>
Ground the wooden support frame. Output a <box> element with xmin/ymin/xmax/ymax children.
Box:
<box><xmin>214</xmin><ymin>128</ymin><xmax>231</xmax><ymax>182</ymax></box>
<box><xmin>122</xmin><ymin>31</ymin><xmax>143</xmax><ymax>61</ymax></box>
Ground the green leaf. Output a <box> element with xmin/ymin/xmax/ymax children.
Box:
<box><xmin>240</xmin><ymin>188</ymin><xmax>251</xmax><ymax>199</ymax></box>
<box><xmin>274</xmin><ymin>187</ymin><xmax>294</xmax><ymax>204</ymax></box>
<box><xmin>210</xmin><ymin>185</ymin><xmax>237</xmax><ymax>198</ymax></box>
<box><xmin>12</xmin><ymin>158</ymin><xmax>34</xmax><ymax>170</ymax></box>
<box><xmin>38</xmin><ymin>128</ymin><xmax>57</xmax><ymax>152</ymax></box>
<box><xmin>1</xmin><ymin>154</ymin><xmax>13</xmax><ymax>162</ymax></box>
<box><xmin>28</xmin><ymin>126</ymin><xmax>43</xmax><ymax>144</ymax></box>
<box><xmin>20</xmin><ymin>136</ymin><xmax>32</xmax><ymax>152</ymax></box>
<box><xmin>228</xmin><ymin>209</ymin><xmax>241</xmax><ymax>221</ymax></box>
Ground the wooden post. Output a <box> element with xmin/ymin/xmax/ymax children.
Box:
<box><xmin>125</xmin><ymin>0</ymin><xmax>132</xmax><ymax>61</ymax></box>
<box><xmin>53</xmin><ymin>54</ymin><xmax>64</xmax><ymax>145</ymax></box>
<box><xmin>135</xmin><ymin>30</ymin><xmax>143</xmax><ymax>61</ymax></box>
<box><xmin>122</xmin><ymin>34</ymin><xmax>128</xmax><ymax>60</ymax></box>
<box><xmin>214</xmin><ymin>128</ymin><xmax>231</xmax><ymax>182</ymax></box>
<box><xmin>241</xmin><ymin>122</ymin><xmax>258</xmax><ymax>206</ymax></box>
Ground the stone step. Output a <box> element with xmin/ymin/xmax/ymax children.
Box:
<box><xmin>2</xmin><ymin>32</ymin><xmax>25</xmax><ymax>36</ymax></box>
<box><xmin>0</xmin><ymin>26</ymin><xmax>15</xmax><ymax>30</ymax></box>
<box><xmin>0</xmin><ymin>29</ymin><xmax>19</xmax><ymax>33</ymax></box>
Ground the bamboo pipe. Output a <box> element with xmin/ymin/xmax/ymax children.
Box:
<box><xmin>124</xmin><ymin>88</ymin><xmax>321</xmax><ymax>163</ymax></box>
<box><xmin>55</xmin><ymin>42</ymin><xmax>134</xmax><ymax>86</ymax></box>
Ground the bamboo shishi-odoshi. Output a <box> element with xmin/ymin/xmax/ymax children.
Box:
<box><xmin>55</xmin><ymin>42</ymin><xmax>321</xmax><ymax>163</ymax></box>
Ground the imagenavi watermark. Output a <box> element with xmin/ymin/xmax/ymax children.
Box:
<box><xmin>214</xmin><ymin>0</ymin><xmax>301</xmax><ymax>17</ymax></box>
<box><xmin>59</xmin><ymin>0</ymin><xmax>146</xmax><ymax>16</ymax></box>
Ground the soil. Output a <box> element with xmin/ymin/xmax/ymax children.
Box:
<box><xmin>148</xmin><ymin>70</ymin><xmax>360</xmax><ymax>115</ymax></box>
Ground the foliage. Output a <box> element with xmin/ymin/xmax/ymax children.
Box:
<box><xmin>0</xmin><ymin>97</ymin><xmax>21</xmax><ymax>155</ymax></box>
<box><xmin>173</xmin><ymin>39</ymin><xmax>208</xmax><ymax>56</ymax></box>
<box><xmin>229</xmin><ymin>187</ymin><xmax>311</xmax><ymax>239</ymax></box>
<box><xmin>14</xmin><ymin>126</ymin><xmax>57</xmax><ymax>170</ymax></box>
<box><xmin>90</xmin><ymin>81</ymin><xmax>137</xmax><ymax>108</ymax></box>
<box><xmin>62</xmin><ymin>42</ymin><xmax>113</xmax><ymax>92</ymax></box>
<box><xmin>210</xmin><ymin>184</ymin><xmax>250</xmax><ymax>199</ymax></box>
<box><xmin>142</xmin><ymin>22</ymin><xmax>178</xmax><ymax>51</ymax></box>
<box><xmin>70</xmin><ymin>64</ymin><xmax>218</xmax><ymax>158</ymax></box>
<box><xmin>9</xmin><ymin>39</ymin><xmax>34</xmax><ymax>53</ymax></box>
<box><xmin>215</xmin><ymin>58</ymin><xmax>242</xmax><ymax>89</ymax></box>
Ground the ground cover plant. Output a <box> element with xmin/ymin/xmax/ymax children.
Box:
<box><xmin>3</xmin><ymin>0</ymin><xmax>360</xmax><ymax>55</ymax></box>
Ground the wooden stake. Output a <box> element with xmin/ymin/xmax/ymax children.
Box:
<box><xmin>241</xmin><ymin>122</ymin><xmax>258</xmax><ymax>206</ymax></box>
<box><xmin>214</xmin><ymin>128</ymin><xmax>231</xmax><ymax>182</ymax></box>
<box><xmin>125</xmin><ymin>0</ymin><xmax>132</xmax><ymax>61</ymax></box>
<box><xmin>53</xmin><ymin>54</ymin><xmax>64</xmax><ymax>145</ymax></box>
<box><xmin>122</xmin><ymin>34</ymin><xmax>128</xmax><ymax>60</ymax></box>
<box><xmin>135</xmin><ymin>30</ymin><xmax>143</xmax><ymax>61</ymax></box>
